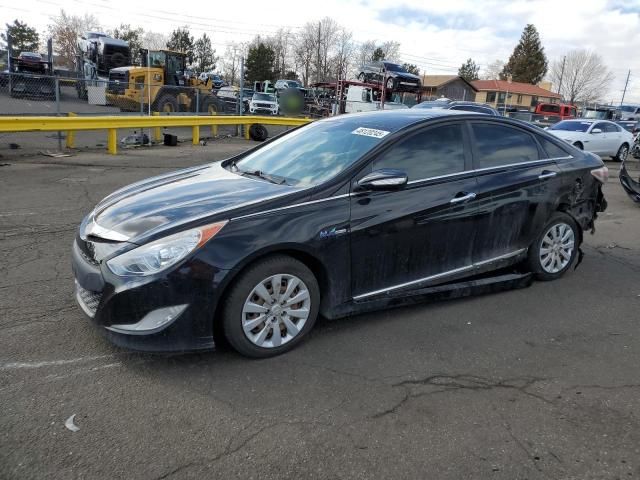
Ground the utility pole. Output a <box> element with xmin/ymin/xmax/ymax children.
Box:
<box><xmin>620</xmin><ymin>69</ymin><xmax>631</xmax><ymax>106</ymax></box>
<box><xmin>557</xmin><ymin>56</ymin><xmax>566</xmax><ymax>95</ymax></box>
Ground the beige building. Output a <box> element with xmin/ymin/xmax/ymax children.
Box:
<box><xmin>420</xmin><ymin>75</ymin><xmax>477</xmax><ymax>101</ymax></box>
<box><xmin>471</xmin><ymin>80</ymin><xmax>561</xmax><ymax>109</ymax></box>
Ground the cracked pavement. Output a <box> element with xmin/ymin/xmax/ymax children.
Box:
<box><xmin>1</xmin><ymin>141</ymin><xmax>639</xmax><ymax>479</ymax></box>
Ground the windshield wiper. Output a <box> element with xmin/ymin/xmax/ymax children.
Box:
<box><xmin>240</xmin><ymin>169</ymin><xmax>288</xmax><ymax>185</ymax></box>
<box><xmin>229</xmin><ymin>160</ymin><xmax>289</xmax><ymax>185</ymax></box>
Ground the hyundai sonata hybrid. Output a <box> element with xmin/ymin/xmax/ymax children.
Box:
<box><xmin>72</xmin><ymin>110</ymin><xmax>608</xmax><ymax>357</ymax></box>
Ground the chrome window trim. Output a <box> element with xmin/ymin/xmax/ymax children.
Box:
<box><xmin>353</xmin><ymin>248</ymin><xmax>527</xmax><ymax>301</ymax></box>
<box><xmin>406</xmin><ymin>157</ymin><xmax>570</xmax><ymax>185</ymax></box>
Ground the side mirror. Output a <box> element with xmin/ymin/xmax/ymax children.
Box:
<box><xmin>591</xmin><ymin>128</ymin><xmax>602</xmax><ymax>134</ymax></box>
<box><xmin>357</xmin><ymin>169</ymin><xmax>408</xmax><ymax>190</ymax></box>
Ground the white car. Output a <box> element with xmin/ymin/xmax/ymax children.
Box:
<box><xmin>548</xmin><ymin>119</ymin><xmax>633</xmax><ymax>161</ymax></box>
<box><xmin>249</xmin><ymin>92</ymin><xmax>279</xmax><ymax>115</ymax></box>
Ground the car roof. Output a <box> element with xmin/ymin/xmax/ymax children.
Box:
<box><xmin>318</xmin><ymin>109</ymin><xmax>475</xmax><ymax>133</ymax></box>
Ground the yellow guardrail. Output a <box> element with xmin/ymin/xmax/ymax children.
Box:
<box><xmin>0</xmin><ymin>114</ymin><xmax>312</xmax><ymax>154</ymax></box>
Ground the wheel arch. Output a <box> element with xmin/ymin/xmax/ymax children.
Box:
<box><xmin>555</xmin><ymin>201</ymin><xmax>585</xmax><ymax>246</ymax></box>
<box><xmin>211</xmin><ymin>244</ymin><xmax>332</xmax><ymax>343</ymax></box>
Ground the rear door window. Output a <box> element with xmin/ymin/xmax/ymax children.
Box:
<box><xmin>604</xmin><ymin>123</ymin><xmax>620</xmax><ymax>133</ymax></box>
<box><xmin>538</xmin><ymin>136</ymin><xmax>571</xmax><ymax>159</ymax></box>
<box><xmin>471</xmin><ymin>123</ymin><xmax>541</xmax><ymax>169</ymax></box>
<box><xmin>373</xmin><ymin>123</ymin><xmax>466</xmax><ymax>180</ymax></box>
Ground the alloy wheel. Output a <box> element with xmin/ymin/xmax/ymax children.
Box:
<box><xmin>539</xmin><ymin>223</ymin><xmax>575</xmax><ymax>273</ymax></box>
<box><xmin>241</xmin><ymin>274</ymin><xmax>311</xmax><ymax>348</ymax></box>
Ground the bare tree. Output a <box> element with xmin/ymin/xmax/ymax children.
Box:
<box><xmin>481</xmin><ymin>59</ymin><xmax>504</xmax><ymax>80</ymax></box>
<box><xmin>331</xmin><ymin>28</ymin><xmax>355</xmax><ymax>80</ymax></box>
<box><xmin>47</xmin><ymin>9</ymin><xmax>100</xmax><ymax>67</ymax></box>
<box><xmin>221</xmin><ymin>42</ymin><xmax>247</xmax><ymax>86</ymax></box>
<box><xmin>548</xmin><ymin>50</ymin><xmax>614</xmax><ymax>104</ymax></box>
<box><xmin>266</xmin><ymin>28</ymin><xmax>292</xmax><ymax>78</ymax></box>
<box><xmin>379</xmin><ymin>41</ymin><xmax>400</xmax><ymax>62</ymax></box>
<box><xmin>294</xmin><ymin>23</ymin><xmax>316</xmax><ymax>86</ymax></box>
<box><xmin>312</xmin><ymin>17</ymin><xmax>339</xmax><ymax>83</ymax></box>
<box><xmin>355</xmin><ymin>40</ymin><xmax>378</xmax><ymax>68</ymax></box>
<box><xmin>142</xmin><ymin>31</ymin><xmax>169</xmax><ymax>50</ymax></box>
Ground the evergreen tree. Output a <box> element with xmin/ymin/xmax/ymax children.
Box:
<box><xmin>245</xmin><ymin>42</ymin><xmax>275</xmax><ymax>84</ymax></box>
<box><xmin>166</xmin><ymin>26</ymin><xmax>194</xmax><ymax>60</ymax></box>
<box><xmin>458</xmin><ymin>58</ymin><xmax>479</xmax><ymax>81</ymax></box>
<box><xmin>111</xmin><ymin>24</ymin><xmax>143</xmax><ymax>64</ymax></box>
<box><xmin>1</xmin><ymin>20</ymin><xmax>40</xmax><ymax>57</ymax></box>
<box><xmin>501</xmin><ymin>24</ymin><xmax>548</xmax><ymax>84</ymax></box>
<box><xmin>402</xmin><ymin>63</ymin><xmax>420</xmax><ymax>75</ymax></box>
<box><xmin>194</xmin><ymin>33</ymin><xmax>217</xmax><ymax>72</ymax></box>
<box><xmin>371</xmin><ymin>47</ymin><xmax>385</xmax><ymax>61</ymax></box>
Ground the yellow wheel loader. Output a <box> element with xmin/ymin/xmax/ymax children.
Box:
<box><xmin>105</xmin><ymin>49</ymin><xmax>224</xmax><ymax>114</ymax></box>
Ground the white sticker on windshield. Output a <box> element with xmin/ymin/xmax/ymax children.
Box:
<box><xmin>351</xmin><ymin>127</ymin><xmax>390</xmax><ymax>139</ymax></box>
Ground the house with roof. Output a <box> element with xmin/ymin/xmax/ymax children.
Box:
<box><xmin>471</xmin><ymin>79</ymin><xmax>562</xmax><ymax>110</ymax></box>
<box><xmin>420</xmin><ymin>75</ymin><xmax>478</xmax><ymax>102</ymax></box>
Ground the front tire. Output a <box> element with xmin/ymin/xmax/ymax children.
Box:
<box><xmin>527</xmin><ymin>212</ymin><xmax>579</xmax><ymax>281</ymax></box>
<box><xmin>615</xmin><ymin>143</ymin><xmax>629</xmax><ymax>162</ymax></box>
<box><xmin>573</xmin><ymin>141</ymin><xmax>583</xmax><ymax>150</ymax></box>
<box><xmin>154</xmin><ymin>94</ymin><xmax>178</xmax><ymax>113</ymax></box>
<box><xmin>386</xmin><ymin>77</ymin><xmax>396</xmax><ymax>91</ymax></box>
<box><xmin>222</xmin><ymin>255</ymin><xmax>320</xmax><ymax>358</ymax></box>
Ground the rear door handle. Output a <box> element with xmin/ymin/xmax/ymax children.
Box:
<box><xmin>450</xmin><ymin>192</ymin><xmax>477</xmax><ymax>204</ymax></box>
<box><xmin>538</xmin><ymin>171</ymin><xmax>558</xmax><ymax>180</ymax></box>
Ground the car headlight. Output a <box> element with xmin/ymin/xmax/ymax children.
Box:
<box><xmin>106</xmin><ymin>221</ymin><xmax>227</xmax><ymax>276</ymax></box>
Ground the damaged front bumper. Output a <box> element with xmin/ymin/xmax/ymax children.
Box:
<box><xmin>71</xmin><ymin>236</ymin><xmax>225</xmax><ymax>352</ymax></box>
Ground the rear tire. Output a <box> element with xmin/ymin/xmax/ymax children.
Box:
<box><xmin>358</xmin><ymin>72</ymin><xmax>366</xmax><ymax>82</ymax></box>
<box><xmin>200</xmin><ymin>96</ymin><xmax>223</xmax><ymax>115</ymax></box>
<box><xmin>222</xmin><ymin>255</ymin><xmax>320</xmax><ymax>358</ymax></box>
<box><xmin>527</xmin><ymin>212</ymin><xmax>579</xmax><ymax>281</ymax></box>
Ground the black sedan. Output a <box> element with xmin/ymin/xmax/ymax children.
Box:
<box><xmin>72</xmin><ymin>110</ymin><xmax>608</xmax><ymax>357</ymax></box>
<box><xmin>358</xmin><ymin>61</ymin><xmax>422</xmax><ymax>92</ymax></box>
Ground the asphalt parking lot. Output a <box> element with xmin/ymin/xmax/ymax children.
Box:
<box><xmin>1</xmin><ymin>140</ymin><xmax>639</xmax><ymax>479</ymax></box>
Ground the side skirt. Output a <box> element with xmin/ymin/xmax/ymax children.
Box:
<box><xmin>325</xmin><ymin>272</ymin><xmax>533</xmax><ymax>320</ymax></box>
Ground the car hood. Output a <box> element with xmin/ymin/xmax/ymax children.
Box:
<box><xmin>390</xmin><ymin>71</ymin><xmax>421</xmax><ymax>81</ymax></box>
<box><xmin>89</xmin><ymin>162</ymin><xmax>300</xmax><ymax>242</ymax></box>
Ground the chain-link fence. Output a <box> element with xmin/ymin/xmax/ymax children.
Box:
<box><xmin>1</xmin><ymin>72</ymin><xmax>306</xmax><ymax>155</ymax></box>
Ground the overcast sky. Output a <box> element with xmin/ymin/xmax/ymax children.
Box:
<box><xmin>2</xmin><ymin>0</ymin><xmax>640</xmax><ymax>102</ymax></box>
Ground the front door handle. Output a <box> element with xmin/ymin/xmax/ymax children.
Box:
<box><xmin>450</xmin><ymin>192</ymin><xmax>477</xmax><ymax>204</ymax></box>
<box><xmin>538</xmin><ymin>171</ymin><xmax>558</xmax><ymax>180</ymax></box>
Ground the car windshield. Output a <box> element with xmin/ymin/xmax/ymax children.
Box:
<box><xmin>619</xmin><ymin>106</ymin><xmax>637</xmax><ymax>112</ymax></box>
<box><xmin>549</xmin><ymin>121</ymin><xmax>592</xmax><ymax>132</ymax></box>
<box><xmin>287</xmin><ymin>81</ymin><xmax>301</xmax><ymax>87</ymax></box>
<box><xmin>583</xmin><ymin>110</ymin><xmax>608</xmax><ymax>119</ymax></box>
<box><xmin>384</xmin><ymin>63</ymin><xmax>407</xmax><ymax>73</ymax></box>
<box><xmin>233</xmin><ymin>117</ymin><xmax>391</xmax><ymax>186</ymax></box>
<box><xmin>254</xmin><ymin>93</ymin><xmax>275</xmax><ymax>101</ymax></box>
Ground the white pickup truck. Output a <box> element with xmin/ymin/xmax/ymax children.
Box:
<box><xmin>344</xmin><ymin>85</ymin><xmax>409</xmax><ymax>113</ymax></box>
